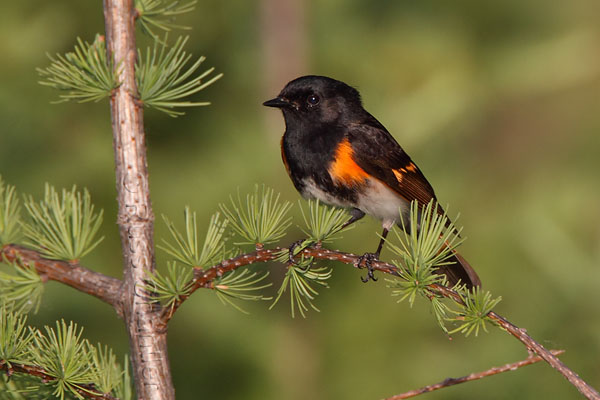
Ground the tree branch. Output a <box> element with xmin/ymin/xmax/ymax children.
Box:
<box><xmin>163</xmin><ymin>244</ymin><xmax>599</xmax><ymax>399</ymax></box>
<box><xmin>427</xmin><ymin>283</ymin><xmax>600</xmax><ymax>399</ymax></box>
<box><xmin>0</xmin><ymin>361</ymin><xmax>118</xmax><ymax>400</ymax></box>
<box><xmin>0</xmin><ymin>244</ymin><xmax>123</xmax><ymax>315</ymax></box>
<box><xmin>487</xmin><ymin>312</ymin><xmax>599</xmax><ymax>399</ymax></box>
<box><xmin>385</xmin><ymin>350</ymin><xmax>564</xmax><ymax>399</ymax></box>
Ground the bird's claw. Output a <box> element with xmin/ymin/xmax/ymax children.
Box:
<box><xmin>356</xmin><ymin>252</ymin><xmax>378</xmax><ymax>282</ymax></box>
<box><xmin>288</xmin><ymin>239</ymin><xmax>306</xmax><ymax>264</ymax></box>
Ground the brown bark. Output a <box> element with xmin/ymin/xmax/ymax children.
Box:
<box><xmin>1</xmin><ymin>244</ymin><xmax>122</xmax><ymax>314</ymax></box>
<box><xmin>102</xmin><ymin>1</ymin><xmax>174</xmax><ymax>399</ymax></box>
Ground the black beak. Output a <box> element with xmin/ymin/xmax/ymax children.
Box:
<box><xmin>263</xmin><ymin>97</ymin><xmax>291</xmax><ymax>108</ymax></box>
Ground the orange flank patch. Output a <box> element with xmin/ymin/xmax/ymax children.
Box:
<box><xmin>280</xmin><ymin>137</ymin><xmax>291</xmax><ymax>175</ymax></box>
<box><xmin>406</xmin><ymin>162</ymin><xmax>417</xmax><ymax>172</ymax></box>
<box><xmin>329</xmin><ymin>138</ymin><xmax>369</xmax><ymax>185</ymax></box>
<box><xmin>392</xmin><ymin>169</ymin><xmax>404</xmax><ymax>183</ymax></box>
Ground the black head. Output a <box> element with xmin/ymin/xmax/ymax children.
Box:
<box><xmin>263</xmin><ymin>75</ymin><xmax>365</xmax><ymax>124</ymax></box>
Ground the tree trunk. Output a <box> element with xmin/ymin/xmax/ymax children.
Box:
<box><xmin>103</xmin><ymin>1</ymin><xmax>175</xmax><ymax>398</ymax></box>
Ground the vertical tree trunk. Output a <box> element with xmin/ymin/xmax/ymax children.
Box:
<box><xmin>260</xmin><ymin>0</ymin><xmax>308</xmax><ymax>136</ymax></box>
<box><xmin>103</xmin><ymin>1</ymin><xmax>175</xmax><ymax>399</ymax></box>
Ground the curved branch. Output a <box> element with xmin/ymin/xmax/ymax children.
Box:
<box><xmin>161</xmin><ymin>243</ymin><xmax>600</xmax><ymax>399</ymax></box>
<box><xmin>0</xmin><ymin>244</ymin><xmax>123</xmax><ymax>315</ymax></box>
<box><xmin>0</xmin><ymin>361</ymin><xmax>118</xmax><ymax>400</ymax></box>
<box><xmin>386</xmin><ymin>350</ymin><xmax>564</xmax><ymax>399</ymax></box>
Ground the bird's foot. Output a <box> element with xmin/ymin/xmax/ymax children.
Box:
<box><xmin>356</xmin><ymin>252</ymin><xmax>379</xmax><ymax>282</ymax></box>
<box><xmin>287</xmin><ymin>239</ymin><xmax>306</xmax><ymax>264</ymax></box>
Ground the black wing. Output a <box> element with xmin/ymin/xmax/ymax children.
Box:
<box><xmin>347</xmin><ymin>114</ymin><xmax>440</xmax><ymax>210</ymax></box>
<box><xmin>347</xmin><ymin>115</ymin><xmax>481</xmax><ymax>288</ymax></box>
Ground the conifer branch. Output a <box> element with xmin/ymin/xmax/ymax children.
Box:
<box><xmin>0</xmin><ymin>361</ymin><xmax>118</xmax><ymax>400</ymax></box>
<box><xmin>159</xmin><ymin>244</ymin><xmax>599</xmax><ymax>399</ymax></box>
<box><xmin>385</xmin><ymin>350</ymin><xmax>564</xmax><ymax>399</ymax></box>
<box><xmin>0</xmin><ymin>244</ymin><xmax>123</xmax><ymax>314</ymax></box>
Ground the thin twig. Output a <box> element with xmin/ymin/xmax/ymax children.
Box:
<box><xmin>487</xmin><ymin>312</ymin><xmax>599</xmax><ymax>399</ymax></box>
<box><xmin>163</xmin><ymin>243</ymin><xmax>600</xmax><ymax>399</ymax></box>
<box><xmin>0</xmin><ymin>244</ymin><xmax>123</xmax><ymax>315</ymax></box>
<box><xmin>0</xmin><ymin>361</ymin><xmax>118</xmax><ymax>400</ymax></box>
<box><xmin>386</xmin><ymin>350</ymin><xmax>564</xmax><ymax>399</ymax></box>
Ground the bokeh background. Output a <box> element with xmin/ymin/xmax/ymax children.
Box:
<box><xmin>2</xmin><ymin>0</ymin><xmax>600</xmax><ymax>399</ymax></box>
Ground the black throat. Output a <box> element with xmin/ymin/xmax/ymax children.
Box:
<box><xmin>282</xmin><ymin>114</ymin><xmax>357</xmax><ymax>201</ymax></box>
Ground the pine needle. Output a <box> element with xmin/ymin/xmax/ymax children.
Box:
<box><xmin>22</xmin><ymin>185</ymin><xmax>104</xmax><ymax>262</ymax></box>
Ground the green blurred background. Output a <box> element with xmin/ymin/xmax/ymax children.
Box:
<box><xmin>2</xmin><ymin>0</ymin><xmax>600</xmax><ymax>398</ymax></box>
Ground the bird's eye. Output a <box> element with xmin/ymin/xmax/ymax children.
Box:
<box><xmin>307</xmin><ymin>94</ymin><xmax>320</xmax><ymax>106</ymax></box>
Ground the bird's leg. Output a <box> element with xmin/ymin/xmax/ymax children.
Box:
<box><xmin>374</xmin><ymin>228</ymin><xmax>388</xmax><ymax>256</ymax></box>
<box><xmin>358</xmin><ymin>228</ymin><xmax>389</xmax><ymax>283</ymax></box>
<box><xmin>341</xmin><ymin>208</ymin><xmax>366</xmax><ymax>230</ymax></box>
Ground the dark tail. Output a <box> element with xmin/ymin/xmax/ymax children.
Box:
<box><xmin>434</xmin><ymin>247</ymin><xmax>481</xmax><ymax>289</ymax></box>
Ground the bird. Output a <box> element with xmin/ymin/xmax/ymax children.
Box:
<box><xmin>263</xmin><ymin>75</ymin><xmax>481</xmax><ymax>288</ymax></box>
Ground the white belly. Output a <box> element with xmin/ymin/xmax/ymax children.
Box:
<box><xmin>301</xmin><ymin>178</ymin><xmax>409</xmax><ymax>230</ymax></box>
<box><xmin>356</xmin><ymin>179</ymin><xmax>409</xmax><ymax>229</ymax></box>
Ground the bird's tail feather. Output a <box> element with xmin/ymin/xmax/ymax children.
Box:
<box><xmin>433</xmin><ymin>245</ymin><xmax>481</xmax><ymax>289</ymax></box>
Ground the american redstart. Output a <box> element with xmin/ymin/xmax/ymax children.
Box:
<box><xmin>264</xmin><ymin>75</ymin><xmax>480</xmax><ymax>288</ymax></box>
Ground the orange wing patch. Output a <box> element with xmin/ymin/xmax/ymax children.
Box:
<box><xmin>392</xmin><ymin>169</ymin><xmax>404</xmax><ymax>183</ymax></box>
<box><xmin>329</xmin><ymin>138</ymin><xmax>369</xmax><ymax>186</ymax></box>
<box><xmin>392</xmin><ymin>162</ymin><xmax>417</xmax><ymax>183</ymax></box>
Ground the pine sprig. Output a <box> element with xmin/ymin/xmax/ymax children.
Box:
<box><xmin>270</xmin><ymin>258</ymin><xmax>332</xmax><ymax>318</ymax></box>
<box><xmin>0</xmin><ymin>262</ymin><xmax>43</xmax><ymax>313</ymax></box>
<box><xmin>387</xmin><ymin>264</ymin><xmax>445</xmax><ymax>308</ymax></box>
<box><xmin>116</xmin><ymin>355</ymin><xmax>133</xmax><ymax>400</ymax></box>
<box><xmin>213</xmin><ymin>269</ymin><xmax>272</xmax><ymax>314</ymax></box>
<box><xmin>448</xmin><ymin>287</ymin><xmax>502</xmax><ymax>337</ymax></box>
<box><xmin>388</xmin><ymin>200</ymin><xmax>463</xmax><ymax>269</ymax></box>
<box><xmin>299</xmin><ymin>199</ymin><xmax>353</xmax><ymax>243</ymax></box>
<box><xmin>385</xmin><ymin>200</ymin><xmax>458</xmax><ymax>307</ymax></box>
<box><xmin>0</xmin><ymin>308</ymin><xmax>127</xmax><ymax>398</ymax></box>
<box><xmin>0</xmin><ymin>176</ymin><xmax>21</xmax><ymax>246</ymax></box>
<box><xmin>22</xmin><ymin>185</ymin><xmax>104</xmax><ymax>262</ymax></box>
<box><xmin>0</xmin><ymin>373</ymin><xmax>48</xmax><ymax>399</ymax></box>
<box><xmin>90</xmin><ymin>344</ymin><xmax>123</xmax><ymax>396</ymax></box>
<box><xmin>0</xmin><ymin>305</ymin><xmax>34</xmax><ymax>367</ymax></box>
<box><xmin>145</xmin><ymin>262</ymin><xmax>194</xmax><ymax>310</ymax></box>
<box><xmin>135</xmin><ymin>0</ymin><xmax>196</xmax><ymax>40</ymax></box>
<box><xmin>160</xmin><ymin>208</ymin><xmax>230</xmax><ymax>268</ymax></box>
<box><xmin>29</xmin><ymin>321</ymin><xmax>97</xmax><ymax>400</ymax></box>
<box><xmin>220</xmin><ymin>185</ymin><xmax>292</xmax><ymax>246</ymax></box>
<box><xmin>136</xmin><ymin>35</ymin><xmax>222</xmax><ymax>117</ymax></box>
<box><xmin>37</xmin><ymin>35</ymin><xmax>118</xmax><ymax>103</ymax></box>
<box><xmin>430</xmin><ymin>296</ymin><xmax>452</xmax><ymax>334</ymax></box>
<box><xmin>382</xmin><ymin>200</ymin><xmax>502</xmax><ymax>335</ymax></box>
<box><xmin>384</xmin><ymin>200</ymin><xmax>464</xmax><ymax>332</ymax></box>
